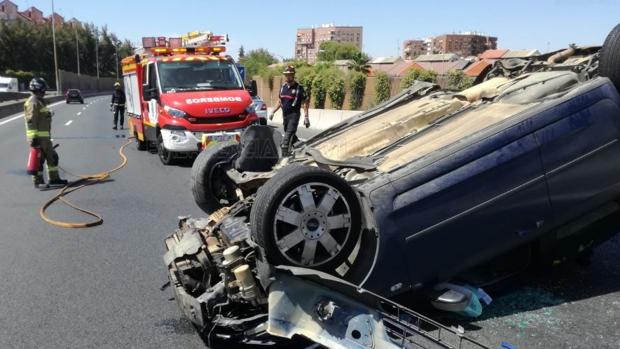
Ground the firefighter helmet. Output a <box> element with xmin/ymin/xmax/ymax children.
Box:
<box><xmin>29</xmin><ymin>77</ymin><xmax>47</xmax><ymax>93</ymax></box>
<box><xmin>282</xmin><ymin>65</ymin><xmax>296</xmax><ymax>75</ymax></box>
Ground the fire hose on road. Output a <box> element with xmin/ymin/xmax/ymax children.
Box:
<box><xmin>39</xmin><ymin>138</ymin><xmax>133</xmax><ymax>228</ymax></box>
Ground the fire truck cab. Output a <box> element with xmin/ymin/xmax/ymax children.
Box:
<box><xmin>121</xmin><ymin>33</ymin><xmax>258</xmax><ymax>165</ymax></box>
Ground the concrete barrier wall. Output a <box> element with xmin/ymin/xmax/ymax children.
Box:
<box><xmin>59</xmin><ymin>70</ymin><xmax>117</xmax><ymax>92</ymax></box>
<box><xmin>267</xmin><ymin>107</ymin><xmax>362</xmax><ymax>131</ymax></box>
<box><xmin>0</xmin><ymin>91</ymin><xmax>108</xmax><ymax>120</ymax></box>
<box><xmin>0</xmin><ymin>92</ymin><xmax>29</xmax><ymax>103</ymax></box>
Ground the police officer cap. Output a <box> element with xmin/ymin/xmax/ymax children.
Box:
<box><xmin>283</xmin><ymin>65</ymin><xmax>296</xmax><ymax>75</ymax></box>
<box><xmin>29</xmin><ymin>77</ymin><xmax>47</xmax><ymax>92</ymax></box>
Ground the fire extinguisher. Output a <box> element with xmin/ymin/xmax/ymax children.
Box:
<box><xmin>27</xmin><ymin>146</ymin><xmax>41</xmax><ymax>175</ymax></box>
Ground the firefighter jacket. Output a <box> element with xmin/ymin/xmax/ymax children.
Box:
<box><xmin>24</xmin><ymin>94</ymin><xmax>52</xmax><ymax>141</ymax></box>
<box><xmin>111</xmin><ymin>89</ymin><xmax>126</xmax><ymax>106</ymax></box>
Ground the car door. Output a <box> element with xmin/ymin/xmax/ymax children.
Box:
<box><xmin>383</xmin><ymin>126</ymin><xmax>552</xmax><ymax>288</ymax></box>
<box><xmin>534</xmin><ymin>82</ymin><xmax>620</xmax><ymax>226</ymax></box>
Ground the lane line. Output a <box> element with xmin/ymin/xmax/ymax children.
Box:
<box><xmin>65</xmin><ymin>120</ymin><xmax>73</xmax><ymax>126</ymax></box>
<box><xmin>0</xmin><ymin>100</ymin><xmax>66</xmax><ymax>126</ymax></box>
<box><xmin>77</xmin><ymin>112</ymin><xmax>82</xmax><ymax>116</ymax></box>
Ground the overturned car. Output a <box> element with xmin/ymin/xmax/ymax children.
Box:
<box><xmin>165</xmin><ymin>25</ymin><xmax>620</xmax><ymax>347</ymax></box>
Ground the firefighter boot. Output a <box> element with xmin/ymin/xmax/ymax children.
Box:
<box><xmin>47</xmin><ymin>166</ymin><xmax>68</xmax><ymax>187</ymax></box>
<box><xmin>281</xmin><ymin>145</ymin><xmax>290</xmax><ymax>157</ymax></box>
<box><xmin>48</xmin><ymin>178</ymin><xmax>69</xmax><ymax>187</ymax></box>
<box><xmin>33</xmin><ymin>174</ymin><xmax>45</xmax><ymax>188</ymax></box>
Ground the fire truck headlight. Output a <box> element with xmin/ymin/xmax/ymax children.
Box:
<box><xmin>244</xmin><ymin>104</ymin><xmax>256</xmax><ymax>115</ymax></box>
<box><xmin>241</xmin><ymin>104</ymin><xmax>255</xmax><ymax>119</ymax></box>
<box><xmin>163</xmin><ymin>105</ymin><xmax>187</xmax><ymax>118</ymax></box>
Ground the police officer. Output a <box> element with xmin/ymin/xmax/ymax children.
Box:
<box><xmin>24</xmin><ymin>78</ymin><xmax>68</xmax><ymax>188</ymax></box>
<box><xmin>110</xmin><ymin>81</ymin><xmax>126</xmax><ymax>130</ymax></box>
<box><xmin>269</xmin><ymin>65</ymin><xmax>310</xmax><ymax>155</ymax></box>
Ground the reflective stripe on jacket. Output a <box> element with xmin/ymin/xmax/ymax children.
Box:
<box><xmin>24</xmin><ymin>95</ymin><xmax>52</xmax><ymax>139</ymax></box>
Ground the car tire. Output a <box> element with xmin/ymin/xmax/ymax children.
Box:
<box><xmin>191</xmin><ymin>143</ymin><xmax>240</xmax><ymax>214</ymax></box>
<box><xmin>80</xmin><ymin>99</ymin><xmax>84</xmax><ymax>104</ymax></box>
<box><xmin>250</xmin><ymin>165</ymin><xmax>362</xmax><ymax>273</ymax></box>
<box><xmin>157</xmin><ymin>132</ymin><xmax>175</xmax><ymax>165</ymax></box>
<box><xmin>600</xmin><ymin>23</ymin><xmax>620</xmax><ymax>91</ymax></box>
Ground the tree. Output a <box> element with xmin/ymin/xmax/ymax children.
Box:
<box><xmin>317</xmin><ymin>41</ymin><xmax>361</xmax><ymax>62</ymax></box>
<box><xmin>347</xmin><ymin>51</ymin><xmax>371</xmax><ymax>74</ymax></box>
<box><xmin>0</xmin><ymin>20</ymin><xmax>131</xmax><ymax>87</ymax></box>
<box><xmin>348</xmin><ymin>72</ymin><xmax>366</xmax><ymax>110</ymax></box>
<box><xmin>327</xmin><ymin>76</ymin><xmax>345</xmax><ymax>110</ymax></box>
<box><xmin>400</xmin><ymin>68</ymin><xmax>437</xmax><ymax>90</ymax></box>
<box><xmin>238</xmin><ymin>48</ymin><xmax>277</xmax><ymax>77</ymax></box>
<box><xmin>238</xmin><ymin>45</ymin><xmax>245</xmax><ymax>60</ymax></box>
<box><xmin>446</xmin><ymin>70</ymin><xmax>474</xmax><ymax>91</ymax></box>
<box><xmin>375</xmin><ymin>71</ymin><xmax>391</xmax><ymax>105</ymax></box>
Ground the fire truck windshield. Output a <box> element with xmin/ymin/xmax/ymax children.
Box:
<box><xmin>158</xmin><ymin>60</ymin><xmax>243</xmax><ymax>92</ymax></box>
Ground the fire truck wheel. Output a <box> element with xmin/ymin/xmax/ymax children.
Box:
<box><xmin>157</xmin><ymin>132</ymin><xmax>175</xmax><ymax>165</ymax></box>
<box><xmin>191</xmin><ymin>142</ymin><xmax>240</xmax><ymax>214</ymax></box>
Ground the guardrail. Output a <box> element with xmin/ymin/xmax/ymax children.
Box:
<box><xmin>0</xmin><ymin>91</ymin><xmax>109</xmax><ymax>120</ymax></box>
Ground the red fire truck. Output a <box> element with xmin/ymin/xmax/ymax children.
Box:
<box><xmin>121</xmin><ymin>33</ymin><xmax>258</xmax><ymax>165</ymax></box>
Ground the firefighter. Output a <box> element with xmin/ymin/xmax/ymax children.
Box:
<box><xmin>269</xmin><ymin>65</ymin><xmax>310</xmax><ymax>155</ymax></box>
<box><xmin>110</xmin><ymin>81</ymin><xmax>126</xmax><ymax>130</ymax></box>
<box><xmin>24</xmin><ymin>78</ymin><xmax>68</xmax><ymax>188</ymax></box>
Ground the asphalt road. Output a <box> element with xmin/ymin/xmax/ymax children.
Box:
<box><xmin>0</xmin><ymin>98</ymin><xmax>618</xmax><ymax>349</ymax></box>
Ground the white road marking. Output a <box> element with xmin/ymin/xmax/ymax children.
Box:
<box><xmin>77</xmin><ymin>112</ymin><xmax>82</xmax><ymax>116</ymax></box>
<box><xmin>0</xmin><ymin>100</ymin><xmax>65</xmax><ymax>126</ymax></box>
<box><xmin>65</xmin><ymin>120</ymin><xmax>73</xmax><ymax>126</ymax></box>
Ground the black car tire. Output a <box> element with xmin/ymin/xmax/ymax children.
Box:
<box><xmin>191</xmin><ymin>143</ymin><xmax>240</xmax><ymax>214</ymax></box>
<box><xmin>157</xmin><ymin>132</ymin><xmax>175</xmax><ymax>165</ymax></box>
<box><xmin>600</xmin><ymin>23</ymin><xmax>620</xmax><ymax>91</ymax></box>
<box><xmin>80</xmin><ymin>99</ymin><xmax>84</xmax><ymax>104</ymax></box>
<box><xmin>250</xmin><ymin>165</ymin><xmax>362</xmax><ymax>273</ymax></box>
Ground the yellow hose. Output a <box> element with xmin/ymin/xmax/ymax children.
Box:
<box><xmin>40</xmin><ymin>138</ymin><xmax>133</xmax><ymax>228</ymax></box>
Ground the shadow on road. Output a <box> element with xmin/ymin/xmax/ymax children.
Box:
<box><xmin>414</xmin><ymin>234</ymin><xmax>620</xmax><ymax>331</ymax></box>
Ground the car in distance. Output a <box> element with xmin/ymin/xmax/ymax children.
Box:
<box><xmin>65</xmin><ymin>89</ymin><xmax>84</xmax><ymax>104</ymax></box>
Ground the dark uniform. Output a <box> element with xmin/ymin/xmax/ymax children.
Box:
<box><xmin>111</xmin><ymin>86</ymin><xmax>126</xmax><ymax>129</ymax></box>
<box><xmin>278</xmin><ymin>81</ymin><xmax>306</xmax><ymax>152</ymax></box>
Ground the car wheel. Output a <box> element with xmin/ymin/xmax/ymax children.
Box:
<box><xmin>66</xmin><ymin>100</ymin><xmax>69</xmax><ymax>104</ymax></box>
<box><xmin>157</xmin><ymin>132</ymin><xmax>175</xmax><ymax>165</ymax></box>
<box><xmin>600</xmin><ymin>23</ymin><xmax>620</xmax><ymax>91</ymax></box>
<box><xmin>80</xmin><ymin>99</ymin><xmax>84</xmax><ymax>104</ymax></box>
<box><xmin>191</xmin><ymin>143</ymin><xmax>240</xmax><ymax>214</ymax></box>
<box><xmin>135</xmin><ymin>132</ymin><xmax>147</xmax><ymax>151</ymax></box>
<box><xmin>251</xmin><ymin>165</ymin><xmax>362</xmax><ymax>272</ymax></box>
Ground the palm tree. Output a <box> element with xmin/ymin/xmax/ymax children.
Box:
<box><xmin>347</xmin><ymin>52</ymin><xmax>371</xmax><ymax>75</ymax></box>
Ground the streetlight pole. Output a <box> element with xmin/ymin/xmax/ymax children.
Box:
<box><xmin>95</xmin><ymin>30</ymin><xmax>99</xmax><ymax>80</ymax></box>
<box><xmin>51</xmin><ymin>0</ymin><xmax>60</xmax><ymax>94</ymax></box>
<box><xmin>75</xmin><ymin>26</ymin><xmax>80</xmax><ymax>76</ymax></box>
<box><xmin>113</xmin><ymin>45</ymin><xmax>119</xmax><ymax>79</ymax></box>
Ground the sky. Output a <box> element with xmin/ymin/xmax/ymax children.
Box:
<box><xmin>15</xmin><ymin>0</ymin><xmax>620</xmax><ymax>60</ymax></box>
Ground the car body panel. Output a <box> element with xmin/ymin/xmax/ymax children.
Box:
<box><xmin>354</xmin><ymin>78</ymin><xmax>620</xmax><ymax>295</ymax></box>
